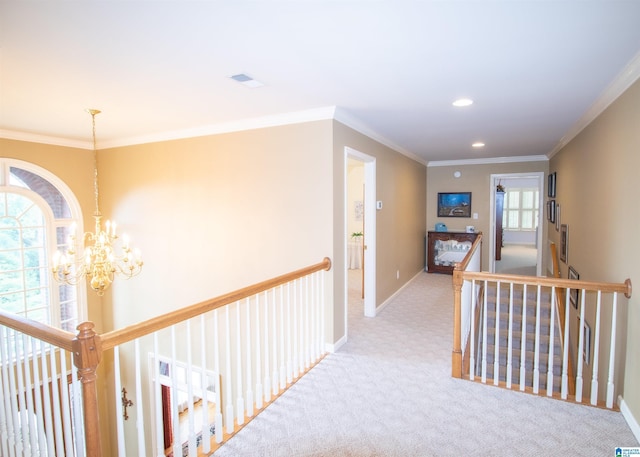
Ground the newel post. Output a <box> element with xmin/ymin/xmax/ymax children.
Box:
<box><xmin>451</xmin><ymin>269</ymin><xmax>463</xmax><ymax>378</ymax></box>
<box><xmin>73</xmin><ymin>322</ymin><xmax>103</xmax><ymax>457</ymax></box>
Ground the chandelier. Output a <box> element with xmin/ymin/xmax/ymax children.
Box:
<box><xmin>51</xmin><ymin>109</ymin><xmax>143</xmax><ymax>296</ymax></box>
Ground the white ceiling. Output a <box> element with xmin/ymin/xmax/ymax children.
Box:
<box><xmin>2</xmin><ymin>1</ymin><xmax>640</xmax><ymax>164</ymax></box>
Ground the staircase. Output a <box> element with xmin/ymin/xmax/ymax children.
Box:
<box><xmin>475</xmin><ymin>283</ymin><xmax>563</xmax><ymax>393</ymax></box>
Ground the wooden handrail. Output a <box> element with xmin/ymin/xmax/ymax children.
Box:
<box><xmin>454</xmin><ymin>233</ymin><xmax>483</xmax><ymax>273</ymax></box>
<box><xmin>101</xmin><ymin>257</ymin><xmax>332</xmax><ymax>350</ymax></box>
<box><xmin>452</xmin><ymin>234</ymin><xmax>483</xmax><ymax>378</ymax></box>
<box><xmin>0</xmin><ymin>310</ymin><xmax>75</xmax><ymax>351</ymax></box>
<box><xmin>459</xmin><ymin>271</ymin><xmax>632</xmax><ymax>298</ymax></box>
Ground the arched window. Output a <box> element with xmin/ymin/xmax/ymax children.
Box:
<box><xmin>0</xmin><ymin>159</ymin><xmax>86</xmax><ymax>331</ymax></box>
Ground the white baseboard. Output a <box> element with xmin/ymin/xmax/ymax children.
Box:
<box><xmin>375</xmin><ymin>270</ymin><xmax>424</xmax><ymax>314</ymax></box>
<box><xmin>326</xmin><ymin>334</ymin><xmax>347</xmax><ymax>353</ymax></box>
<box><xmin>620</xmin><ymin>395</ymin><xmax>640</xmax><ymax>443</ymax></box>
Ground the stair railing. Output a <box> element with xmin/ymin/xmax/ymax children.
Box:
<box><xmin>452</xmin><ymin>269</ymin><xmax>631</xmax><ymax>409</ymax></box>
<box><xmin>451</xmin><ymin>234</ymin><xmax>483</xmax><ymax>378</ymax></box>
<box><xmin>0</xmin><ymin>257</ymin><xmax>331</xmax><ymax>456</ymax></box>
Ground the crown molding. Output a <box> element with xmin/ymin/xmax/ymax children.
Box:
<box><xmin>99</xmin><ymin>106</ymin><xmax>338</xmax><ymax>149</ymax></box>
<box><xmin>548</xmin><ymin>50</ymin><xmax>640</xmax><ymax>158</ymax></box>
<box><xmin>333</xmin><ymin>108</ymin><xmax>426</xmax><ymax>165</ymax></box>
<box><xmin>0</xmin><ymin>129</ymin><xmax>91</xmax><ymax>150</ymax></box>
<box><xmin>427</xmin><ymin>155</ymin><xmax>548</xmax><ymax>167</ymax></box>
<box><xmin>0</xmin><ymin>107</ymin><xmax>339</xmax><ymax>150</ymax></box>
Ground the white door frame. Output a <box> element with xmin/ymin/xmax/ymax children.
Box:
<box><xmin>345</xmin><ymin>147</ymin><xmax>376</xmax><ymax>320</ymax></box>
<box><xmin>489</xmin><ymin>172</ymin><xmax>544</xmax><ymax>275</ymax></box>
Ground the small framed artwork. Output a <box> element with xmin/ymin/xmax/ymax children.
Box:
<box><xmin>560</xmin><ymin>224</ymin><xmax>568</xmax><ymax>263</ymax></box>
<box><xmin>437</xmin><ymin>192</ymin><xmax>472</xmax><ymax>218</ymax></box>
<box><xmin>555</xmin><ymin>204</ymin><xmax>561</xmax><ymax>231</ymax></box>
<box><xmin>547</xmin><ymin>200</ymin><xmax>556</xmax><ymax>223</ymax></box>
<box><xmin>548</xmin><ymin>172</ymin><xmax>557</xmax><ymax>198</ymax></box>
<box><xmin>568</xmin><ymin>265</ymin><xmax>579</xmax><ymax>308</ymax></box>
<box><xmin>583</xmin><ymin>320</ymin><xmax>591</xmax><ymax>364</ymax></box>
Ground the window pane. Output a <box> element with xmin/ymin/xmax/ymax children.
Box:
<box><xmin>508</xmin><ymin>191</ymin><xmax>520</xmax><ymax>208</ymax></box>
<box><xmin>522</xmin><ymin>191</ymin><xmax>534</xmax><ymax>209</ymax></box>
<box><xmin>10</xmin><ymin>167</ymin><xmax>72</xmax><ymax>219</ymax></box>
<box><xmin>0</xmin><ymin>270</ymin><xmax>23</xmax><ymax>294</ymax></box>
<box><xmin>522</xmin><ymin>211</ymin><xmax>533</xmax><ymax>229</ymax></box>
<box><xmin>0</xmin><ymin>290</ymin><xmax>25</xmax><ymax>315</ymax></box>
<box><xmin>507</xmin><ymin>211</ymin><xmax>519</xmax><ymax>228</ymax></box>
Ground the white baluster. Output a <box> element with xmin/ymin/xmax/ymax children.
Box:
<box><xmin>134</xmin><ymin>339</ymin><xmax>147</xmax><ymax>456</ymax></box>
<box><xmin>0</xmin><ymin>325</ymin><xmax>12</xmax><ymax>457</ymax></box>
<box><xmin>305</xmin><ymin>276</ymin><xmax>311</xmax><ymax>369</ymax></box>
<box><xmin>481</xmin><ymin>281</ymin><xmax>488</xmax><ymax>383</ymax></box>
<box><xmin>606</xmin><ymin>293</ymin><xmax>618</xmax><ymax>408</ymax></box>
<box><xmin>200</xmin><ymin>315</ymin><xmax>211</xmax><ymax>455</ymax></box>
<box><xmin>49</xmin><ymin>335</ymin><xmax>65</xmax><ymax>455</ymax></box>
<box><xmin>71</xmin><ymin>363</ymin><xmax>86</xmax><ymax>456</ymax></box>
<box><xmin>264</xmin><ymin>291</ymin><xmax>272</xmax><ymax>402</ymax></box>
<box><xmin>235</xmin><ymin>302</ymin><xmax>245</xmax><ymax>426</ymax></box>
<box><xmin>171</xmin><ymin>327</ymin><xmax>182</xmax><ymax>456</ymax></box>
<box><xmin>561</xmin><ymin>288</ymin><xmax>571</xmax><ymax>400</ymax></box>
<box><xmin>15</xmin><ymin>334</ymin><xmax>28</xmax><ymax>455</ymax></box>
<box><xmin>224</xmin><ymin>308</ymin><xmax>235</xmax><ymax>433</ymax></box>
<box><xmin>547</xmin><ymin>287</ymin><xmax>556</xmax><ymax>396</ymax></box>
<box><xmin>575</xmin><ymin>292</ymin><xmax>586</xmax><ymax>402</ymax></box>
<box><xmin>532</xmin><ymin>285</ymin><xmax>541</xmax><ymax>394</ymax></box>
<box><xmin>470</xmin><ymin>279</ymin><xmax>476</xmax><ymax>380</ymax></box>
<box><xmin>292</xmin><ymin>280</ymin><xmax>299</xmax><ymax>379</ymax></box>
<box><xmin>114</xmin><ymin>346</ymin><xmax>126</xmax><ymax>457</ymax></box>
<box><xmin>30</xmin><ymin>339</ymin><xmax>46</xmax><ymax>455</ymax></box>
<box><xmin>272</xmin><ymin>288</ymin><xmax>279</xmax><ymax>396</ymax></box>
<box><xmin>185</xmin><ymin>321</ymin><xmax>197</xmax><ymax>456</ymax></box>
<box><xmin>5</xmin><ymin>330</ymin><xmax>21</xmax><ymax>455</ymax></box>
<box><xmin>59</xmin><ymin>346</ymin><xmax>74</xmax><ymax>456</ymax></box>
<box><xmin>286</xmin><ymin>282</ymin><xmax>293</xmax><ymax>383</ymax></box>
<box><xmin>279</xmin><ymin>285</ymin><xmax>287</xmax><ymax>390</ymax></box>
<box><xmin>591</xmin><ymin>291</ymin><xmax>602</xmax><ymax>406</ymax></box>
<box><xmin>493</xmin><ymin>281</ymin><xmax>501</xmax><ymax>386</ymax></box>
<box><xmin>506</xmin><ymin>283</ymin><xmax>514</xmax><ymax>388</ymax></box>
<box><xmin>213</xmin><ymin>310</ymin><xmax>223</xmax><ymax>443</ymax></box>
<box><xmin>39</xmin><ymin>340</ymin><xmax>56</xmax><ymax>455</ymax></box>
<box><xmin>255</xmin><ymin>295</ymin><xmax>263</xmax><ymax>410</ymax></box>
<box><xmin>245</xmin><ymin>298</ymin><xmax>254</xmax><ymax>417</ymax></box>
<box><xmin>21</xmin><ymin>335</ymin><xmax>37</xmax><ymax>453</ymax></box>
<box><xmin>519</xmin><ymin>284</ymin><xmax>528</xmax><ymax>392</ymax></box>
<box><xmin>153</xmin><ymin>334</ymin><xmax>164</xmax><ymax>457</ymax></box>
<box><xmin>319</xmin><ymin>271</ymin><xmax>326</xmax><ymax>355</ymax></box>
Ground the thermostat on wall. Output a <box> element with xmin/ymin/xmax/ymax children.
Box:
<box><xmin>376</xmin><ymin>201</ymin><xmax>383</xmax><ymax>210</ymax></box>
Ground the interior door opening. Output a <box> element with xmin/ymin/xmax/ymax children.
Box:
<box><xmin>345</xmin><ymin>147</ymin><xmax>376</xmax><ymax>329</ymax></box>
<box><xmin>490</xmin><ymin>172</ymin><xmax>544</xmax><ymax>276</ymax></box>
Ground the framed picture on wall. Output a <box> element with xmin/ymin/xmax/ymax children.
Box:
<box><xmin>548</xmin><ymin>172</ymin><xmax>557</xmax><ymax>198</ymax></box>
<box><xmin>555</xmin><ymin>203</ymin><xmax>561</xmax><ymax>231</ymax></box>
<box><xmin>547</xmin><ymin>200</ymin><xmax>556</xmax><ymax>223</ymax></box>
<box><xmin>560</xmin><ymin>224</ymin><xmax>568</xmax><ymax>263</ymax></box>
<box><xmin>568</xmin><ymin>265</ymin><xmax>579</xmax><ymax>308</ymax></box>
<box><xmin>437</xmin><ymin>192</ymin><xmax>472</xmax><ymax>217</ymax></box>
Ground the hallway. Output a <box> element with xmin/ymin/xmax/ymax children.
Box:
<box><xmin>214</xmin><ymin>272</ymin><xmax>637</xmax><ymax>456</ymax></box>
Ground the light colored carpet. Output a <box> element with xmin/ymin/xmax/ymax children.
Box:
<box><xmin>213</xmin><ymin>271</ymin><xmax>638</xmax><ymax>456</ymax></box>
<box><xmin>496</xmin><ymin>244</ymin><xmax>538</xmax><ymax>276</ymax></box>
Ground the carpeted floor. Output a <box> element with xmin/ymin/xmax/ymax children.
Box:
<box><xmin>213</xmin><ymin>270</ymin><xmax>638</xmax><ymax>456</ymax></box>
<box><xmin>496</xmin><ymin>244</ymin><xmax>538</xmax><ymax>276</ymax></box>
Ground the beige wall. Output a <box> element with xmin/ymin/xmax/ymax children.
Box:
<box><xmin>549</xmin><ymin>78</ymin><xmax>640</xmax><ymax>424</ymax></box>
<box><xmin>333</xmin><ymin>121</ymin><xmax>427</xmax><ymax>339</ymax></box>
<box><xmin>427</xmin><ymin>160</ymin><xmax>548</xmax><ymax>271</ymax></box>
<box><xmin>98</xmin><ymin>121</ymin><xmax>335</xmax><ymax>334</ymax></box>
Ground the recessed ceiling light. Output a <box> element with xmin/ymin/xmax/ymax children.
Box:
<box><xmin>230</xmin><ymin>73</ymin><xmax>264</xmax><ymax>88</ymax></box>
<box><xmin>453</xmin><ymin>98</ymin><xmax>473</xmax><ymax>107</ymax></box>
<box><xmin>472</xmin><ymin>142</ymin><xmax>485</xmax><ymax>148</ymax></box>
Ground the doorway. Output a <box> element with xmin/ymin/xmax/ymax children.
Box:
<box><xmin>490</xmin><ymin>172</ymin><xmax>544</xmax><ymax>276</ymax></box>
<box><xmin>345</xmin><ymin>147</ymin><xmax>376</xmax><ymax>330</ymax></box>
